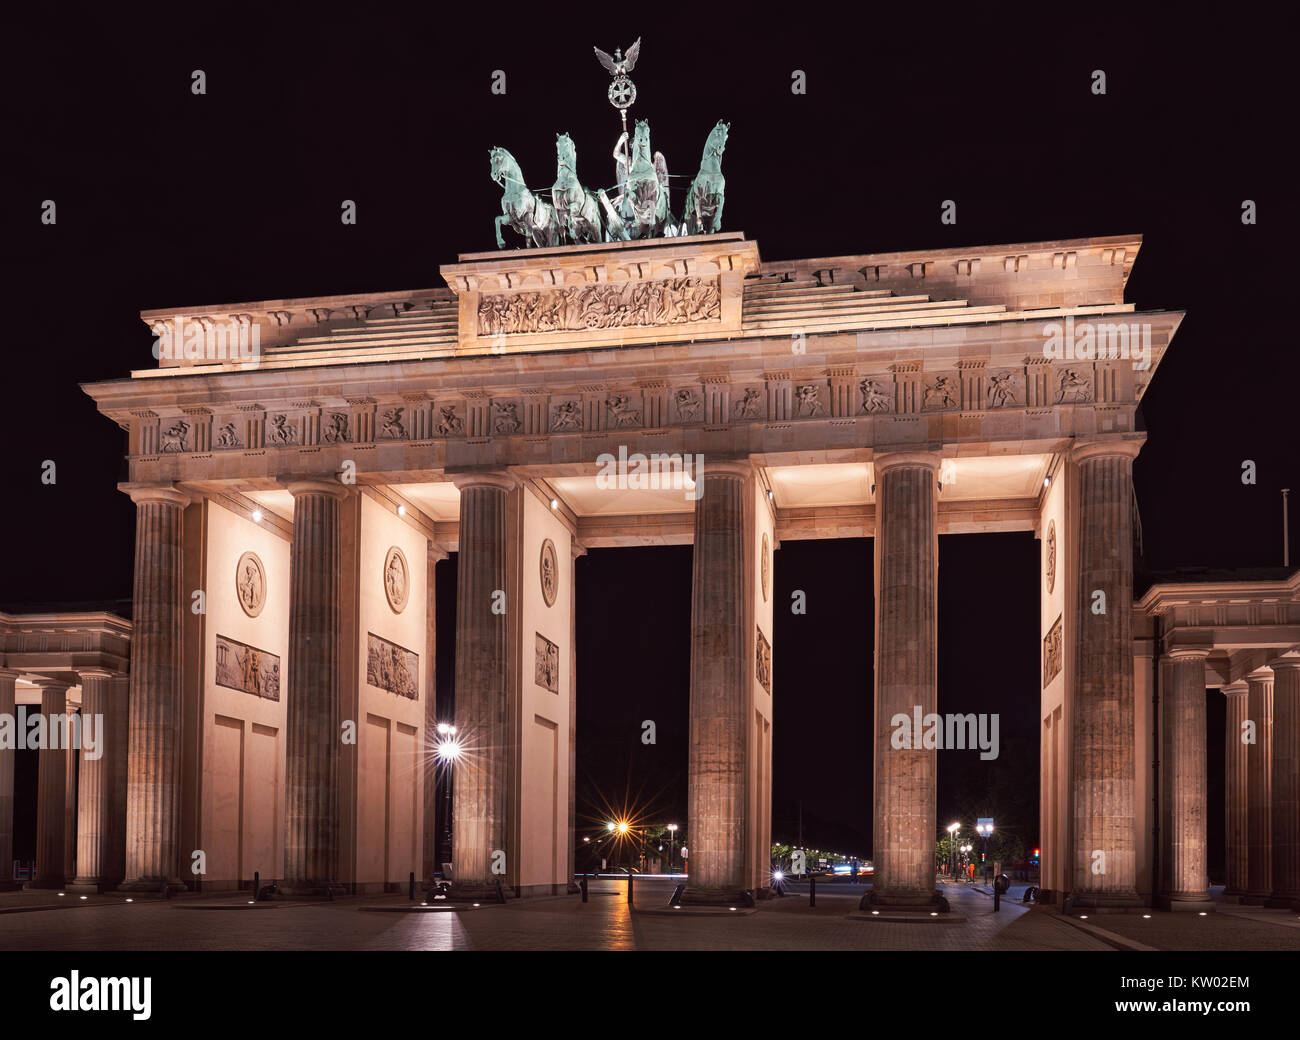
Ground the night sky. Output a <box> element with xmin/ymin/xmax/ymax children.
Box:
<box><xmin>3</xmin><ymin>11</ymin><xmax>1294</xmax><ymax>879</ymax></box>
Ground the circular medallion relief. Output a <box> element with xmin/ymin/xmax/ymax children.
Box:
<box><xmin>1046</xmin><ymin>520</ymin><xmax>1057</xmax><ymax>595</ymax></box>
<box><xmin>384</xmin><ymin>546</ymin><xmax>410</xmax><ymax>614</ymax></box>
<box><xmin>540</xmin><ymin>538</ymin><xmax>559</xmax><ymax>607</ymax></box>
<box><xmin>761</xmin><ymin>533</ymin><xmax>771</xmax><ymax>602</ymax></box>
<box><xmin>236</xmin><ymin>551</ymin><xmax>266</xmax><ymax>618</ymax></box>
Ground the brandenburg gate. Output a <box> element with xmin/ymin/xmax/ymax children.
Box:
<box><xmin>72</xmin><ymin>227</ymin><xmax>1221</xmax><ymax>908</ymax></box>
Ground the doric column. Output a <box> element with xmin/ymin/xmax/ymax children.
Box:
<box><xmin>450</xmin><ymin>472</ymin><xmax>515</xmax><ymax>893</ymax></box>
<box><xmin>73</xmin><ymin>669</ymin><xmax>114</xmax><ymax>889</ymax></box>
<box><xmin>1160</xmin><ymin>649</ymin><xmax>1212</xmax><ymax>908</ymax></box>
<box><xmin>422</xmin><ymin>542</ymin><xmax>447</xmax><ymax>882</ymax></box>
<box><xmin>1268</xmin><ymin>653</ymin><xmax>1300</xmax><ymax>907</ymax></box>
<box><xmin>32</xmin><ymin>679</ymin><xmax>70</xmax><ymax>888</ymax></box>
<box><xmin>0</xmin><ymin>669</ymin><xmax>19</xmax><ymax>890</ymax></box>
<box><xmin>64</xmin><ymin>707</ymin><xmax>78</xmax><ymax>882</ymax></box>
<box><xmin>685</xmin><ymin>460</ymin><xmax>752</xmax><ymax>900</ymax></box>
<box><xmin>1246</xmin><ymin>666</ymin><xmax>1274</xmax><ymax>901</ymax></box>
<box><xmin>566</xmin><ymin>541</ymin><xmax>587</xmax><ymax>894</ymax></box>
<box><xmin>1221</xmin><ymin>681</ymin><xmax>1250</xmax><ymax>897</ymax></box>
<box><xmin>104</xmin><ymin>676</ymin><xmax>130</xmax><ymax>889</ymax></box>
<box><xmin>872</xmin><ymin>451</ymin><xmax>940</xmax><ymax>907</ymax></box>
<box><xmin>284</xmin><ymin>478</ymin><xmax>349</xmax><ymax>894</ymax></box>
<box><xmin>1069</xmin><ymin>438</ymin><xmax>1142</xmax><ymax>907</ymax></box>
<box><xmin>122</xmin><ymin>484</ymin><xmax>189</xmax><ymax>890</ymax></box>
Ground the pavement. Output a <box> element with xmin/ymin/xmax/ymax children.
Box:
<box><xmin>2</xmin><ymin>878</ymin><xmax>1294</xmax><ymax>951</ymax></box>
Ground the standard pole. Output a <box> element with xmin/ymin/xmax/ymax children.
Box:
<box><xmin>1283</xmin><ymin>489</ymin><xmax>1291</xmax><ymax>567</ymax></box>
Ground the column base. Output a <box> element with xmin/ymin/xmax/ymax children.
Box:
<box><xmin>1240</xmin><ymin>891</ymin><xmax>1272</xmax><ymax>906</ymax></box>
<box><xmin>441</xmin><ymin>879</ymin><xmax>511</xmax><ymax>904</ymax></box>
<box><xmin>67</xmin><ymin>880</ymin><xmax>103</xmax><ymax>894</ymax></box>
<box><xmin>676</xmin><ymin>886</ymin><xmax>755</xmax><ymax>908</ymax></box>
<box><xmin>1264</xmin><ymin>893</ymin><xmax>1300</xmax><ymax>910</ymax></box>
<box><xmin>1067</xmin><ymin>889</ymin><xmax>1144</xmax><ymax>910</ymax></box>
<box><xmin>28</xmin><ymin>877</ymin><xmax>68</xmax><ymax>890</ymax></box>
<box><xmin>1220</xmin><ymin>887</ymin><xmax>1248</xmax><ymax>903</ymax></box>
<box><xmin>1156</xmin><ymin>895</ymin><xmax>1215</xmax><ymax>912</ymax></box>
<box><xmin>859</xmin><ymin>888</ymin><xmax>952</xmax><ymax>913</ymax></box>
<box><xmin>279</xmin><ymin>880</ymin><xmax>349</xmax><ymax>899</ymax></box>
<box><xmin>0</xmin><ymin>880</ymin><xmax>24</xmax><ymax>892</ymax></box>
<box><xmin>117</xmin><ymin>878</ymin><xmax>188</xmax><ymax>894</ymax></box>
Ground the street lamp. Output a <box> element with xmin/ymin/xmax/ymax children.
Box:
<box><xmin>667</xmin><ymin>823</ymin><xmax>678</xmax><ymax>876</ymax></box>
<box><xmin>976</xmin><ymin>821</ymin><xmax>994</xmax><ymax>884</ymax></box>
<box><xmin>947</xmin><ymin>822</ymin><xmax>960</xmax><ymax>879</ymax></box>
<box><xmin>960</xmin><ymin>843</ymin><xmax>972</xmax><ymax>881</ymax></box>
<box><xmin>434</xmin><ymin>724</ymin><xmax>460</xmax><ymax>868</ymax></box>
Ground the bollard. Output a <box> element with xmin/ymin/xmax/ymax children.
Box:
<box><xmin>626</xmin><ymin>868</ymin><xmax>634</xmax><ymax>907</ymax></box>
<box><xmin>580</xmin><ymin>875</ymin><xmax>588</xmax><ymax>903</ymax></box>
<box><xmin>254</xmin><ymin>871</ymin><xmax>260</xmax><ymax>902</ymax></box>
<box><xmin>809</xmin><ymin>873</ymin><xmax>816</xmax><ymax>908</ymax></box>
<box><xmin>409</xmin><ymin>871</ymin><xmax>415</xmax><ymax>901</ymax></box>
<box><xmin>993</xmin><ymin>888</ymin><xmax>1000</xmax><ymax>911</ymax></box>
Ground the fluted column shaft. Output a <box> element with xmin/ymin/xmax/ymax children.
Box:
<box><xmin>451</xmin><ymin>474</ymin><xmax>514</xmax><ymax>889</ymax></box>
<box><xmin>64</xmin><ymin>708</ymin><xmax>78</xmax><ymax>881</ymax></box>
<box><xmin>1069</xmin><ymin>440</ymin><xmax>1141</xmax><ymax>906</ymax></box>
<box><xmin>1222</xmin><ymin>681</ymin><xmax>1250</xmax><ymax>896</ymax></box>
<box><xmin>1246</xmin><ymin>668</ymin><xmax>1273</xmax><ymax>899</ymax></box>
<box><xmin>873</xmin><ymin>452</ymin><xmax>939</xmax><ymax>906</ymax></box>
<box><xmin>285</xmin><ymin>480</ymin><xmax>347</xmax><ymax>891</ymax></box>
<box><xmin>122</xmin><ymin>486</ymin><xmax>188</xmax><ymax>887</ymax></box>
<box><xmin>422</xmin><ymin>544</ymin><xmax>445</xmax><ymax>881</ymax></box>
<box><xmin>0</xmin><ymin>671</ymin><xmax>16</xmax><ymax>889</ymax></box>
<box><xmin>74</xmin><ymin>670</ymin><xmax>113</xmax><ymax>887</ymax></box>
<box><xmin>33</xmin><ymin>681</ymin><xmax>69</xmax><ymax>887</ymax></box>
<box><xmin>1161</xmin><ymin>650</ymin><xmax>1211</xmax><ymax>904</ymax></box>
<box><xmin>686</xmin><ymin>462</ymin><xmax>751</xmax><ymax>895</ymax></box>
<box><xmin>1268</xmin><ymin>655</ymin><xmax>1300</xmax><ymax>905</ymax></box>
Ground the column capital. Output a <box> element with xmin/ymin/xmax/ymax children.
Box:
<box><xmin>75</xmin><ymin>667</ymin><xmax>116</xmax><ymax>683</ymax></box>
<box><xmin>450</xmin><ymin>470</ymin><xmax>518</xmax><ymax>493</ymax></box>
<box><xmin>1221</xmin><ymin>679</ymin><xmax>1250</xmax><ymax>697</ymax></box>
<box><xmin>0</xmin><ymin>667</ymin><xmax>20</xmax><ymax>682</ymax></box>
<box><xmin>1069</xmin><ymin>436</ymin><xmax>1145</xmax><ymax>465</ymax></box>
<box><xmin>283</xmin><ymin>477</ymin><xmax>351</xmax><ymax>500</ymax></box>
<box><xmin>27</xmin><ymin>677</ymin><xmax>70</xmax><ymax>694</ymax></box>
<box><xmin>872</xmin><ymin>450</ymin><xmax>942</xmax><ymax>474</ymax></box>
<box><xmin>1267</xmin><ymin>650</ymin><xmax>1300</xmax><ymax>672</ymax></box>
<box><xmin>571</xmin><ymin>540</ymin><xmax>589</xmax><ymax>561</ymax></box>
<box><xmin>698</xmin><ymin>458</ymin><xmax>754</xmax><ymax>481</ymax></box>
<box><xmin>427</xmin><ymin>541</ymin><xmax>450</xmax><ymax>565</ymax></box>
<box><xmin>1164</xmin><ymin>647</ymin><xmax>1212</xmax><ymax>662</ymax></box>
<box><xmin>118</xmin><ymin>482</ymin><xmax>192</xmax><ymax>508</ymax></box>
<box><xmin>1247</xmin><ymin>666</ymin><xmax>1275</xmax><ymax>683</ymax></box>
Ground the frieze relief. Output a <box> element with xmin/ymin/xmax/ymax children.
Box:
<box><xmin>215</xmin><ymin>634</ymin><xmax>280</xmax><ymax>701</ymax></box>
<box><xmin>1042</xmin><ymin>614</ymin><xmax>1063</xmax><ymax>688</ymax></box>
<box><xmin>379</xmin><ymin>407</ymin><xmax>406</xmax><ymax>439</ymax></box>
<box><xmin>477</xmin><ymin>276</ymin><xmax>722</xmax><ymax>337</ymax></box>
<box><xmin>267</xmin><ymin>413</ymin><xmax>298</xmax><ymax>445</ymax></box>
<box><xmin>673</xmin><ymin>388</ymin><xmax>702</xmax><ymax>423</ymax></box>
<box><xmin>551</xmin><ymin>400</ymin><xmax>583</xmax><ymax>432</ymax></box>
<box><xmin>606</xmin><ymin>394</ymin><xmax>641</xmax><ymax>428</ymax></box>
<box><xmin>366</xmin><ymin>632</ymin><xmax>419</xmax><ymax>699</ymax></box>
<box><xmin>129</xmin><ymin>359</ymin><xmax>1131</xmax><ymax>459</ymax></box>
<box><xmin>535</xmin><ymin>632</ymin><xmax>560</xmax><ymax>693</ymax></box>
<box><xmin>859</xmin><ymin>377</ymin><xmax>892</xmax><ymax>414</ymax></box>
<box><xmin>756</xmin><ymin>628</ymin><xmax>772</xmax><ymax>694</ymax></box>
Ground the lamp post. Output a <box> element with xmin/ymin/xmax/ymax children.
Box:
<box><xmin>946</xmin><ymin>822</ymin><xmax>960</xmax><ymax>879</ymax></box>
<box><xmin>667</xmin><ymin>823</ymin><xmax>678</xmax><ymax>876</ymax></box>
<box><xmin>976</xmin><ymin>821</ymin><xmax>994</xmax><ymax>884</ymax></box>
<box><xmin>960</xmin><ymin>844</ymin><xmax>972</xmax><ymax>882</ymax></box>
<box><xmin>434</xmin><ymin>723</ymin><xmax>461</xmax><ymax>869</ymax></box>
